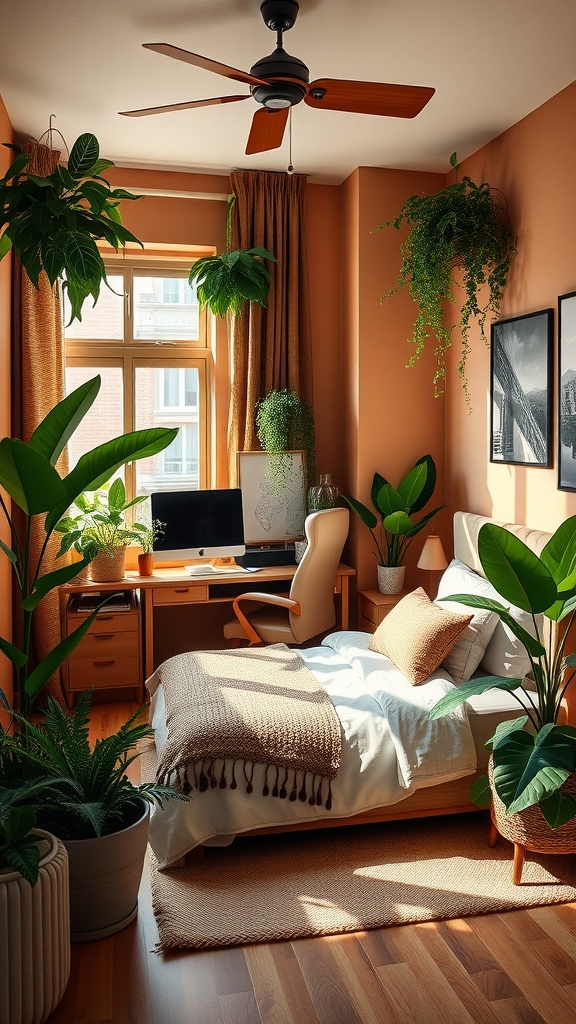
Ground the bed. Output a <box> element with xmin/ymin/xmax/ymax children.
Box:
<box><xmin>146</xmin><ymin>511</ymin><xmax>559</xmax><ymax>869</ymax></box>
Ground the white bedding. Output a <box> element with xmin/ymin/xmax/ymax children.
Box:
<box><xmin>147</xmin><ymin>632</ymin><xmax>478</xmax><ymax>868</ymax></box>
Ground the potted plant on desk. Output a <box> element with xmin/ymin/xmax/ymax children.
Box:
<box><xmin>343</xmin><ymin>454</ymin><xmax>444</xmax><ymax>594</ymax></box>
<box><xmin>134</xmin><ymin>517</ymin><xmax>165</xmax><ymax>577</ymax></box>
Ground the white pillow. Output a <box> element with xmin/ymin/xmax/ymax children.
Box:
<box><xmin>435</xmin><ymin>558</ymin><xmax>540</xmax><ymax>680</ymax></box>
<box><xmin>436</xmin><ymin>561</ymin><xmax>499</xmax><ymax>683</ymax></box>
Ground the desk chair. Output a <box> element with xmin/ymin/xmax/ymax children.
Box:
<box><xmin>223</xmin><ymin>507</ymin><xmax>350</xmax><ymax>646</ymax></box>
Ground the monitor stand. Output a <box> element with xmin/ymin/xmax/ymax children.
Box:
<box><xmin>236</xmin><ymin>544</ymin><xmax>296</xmax><ymax>568</ymax></box>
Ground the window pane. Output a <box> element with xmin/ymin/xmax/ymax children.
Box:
<box><xmin>133</xmin><ymin>275</ymin><xmax>199</xmax><ymax>341</ymax></box>
<box><xmin>135</xmin><ymin>366</ymin><xmax>200</xmax><ymax>494</ymax></box>
<box><xmin>65</xmin><ymin>366</ymin><xmax>124</xmax><ymax>473</ymax></box>
<box><xmin>63</xmin><ymin>275</ymin><xmax>124</xmax><ymax>340</ymax></box>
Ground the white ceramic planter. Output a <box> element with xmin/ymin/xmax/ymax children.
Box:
<box><xmin>377</xmin><ymin>565</ymin><xmax>406</xmax><ymax>595</ymax></box>
<box><xmin>0</xmin><ymin>831</ymin><xmax>70</xmax><ymax>1024</ymax></box>
<box><xmin>64</xmin><ymin>799</ymin><xmax>150</xmax><ymax>942</ymax></box>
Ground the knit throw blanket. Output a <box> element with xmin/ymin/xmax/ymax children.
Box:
<box><xmin>150</xmin><ymin>644</ymin><xmax>342</xmax><ymax>810</ymax></box>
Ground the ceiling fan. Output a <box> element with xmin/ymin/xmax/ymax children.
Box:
<box><xmin>119</xmin><ymin>0</ymin><xmax>435</xmax><ymax>156</ymax></box>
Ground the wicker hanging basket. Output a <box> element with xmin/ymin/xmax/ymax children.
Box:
<box><xmin>489</xmin><ymin>756</ymin><xmax>576</xmax><ymax>855</ymax></box>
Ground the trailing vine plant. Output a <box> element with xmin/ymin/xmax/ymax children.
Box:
<box><xmin>188</xmin><ymin>194</ymin><xmax>277</xmax><ymax>316</ymax></box>
<box><xmin>255</xmin><ymin>389</ymin><xmax>315</xmax><ymax>492</ymax></box>
<box><xmin>378</xmin><ymin>153</ymin><xmax>516</xmax><ymax>406</ymax></box>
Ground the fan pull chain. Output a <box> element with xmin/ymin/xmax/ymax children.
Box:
<box><xmin>287</xmin><ymin>107</ymin><xmax>294</xmax><ymax>175</ymax></box>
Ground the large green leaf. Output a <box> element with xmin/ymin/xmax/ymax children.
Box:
<box><xmin>407</xmin><ymin>455</ymin><xmax>437</xmax><ymax>514</ymax></box>
<box><xmin>68</xmin><ymin>133</ymin><xmax>100</xmax><ymax>178</ymax></box>
<box><xmin>370</xmin><ymin>472</ymin><xmax>388</xmax><ymax>509</ymax></box>
<box><xmin>439</xmin><ymin>593</ymin><xmax>545</xmax><ymax>658</ymax></box>
<box><xmin>341</xmin><ymin>495</ymin><xmax>377</xmax><ymax>529</ymax></box>
<box><xmin>540</xmin><ymin>515</ymin><xmax>576</xmax><ymax>584</ymax></box>
<box><xmin>45</xmin><ymin>427</ymin><xmax>178</xmax><ymax>532</ymax></box>
<box><xmin>374</xmin><ymin>483</ymin><xmax>406</xmax><ymax>517</ymax></box>
<box><xmin>539</xmin><ymin>790</ymin><xmax>576</xmax><ymax>828</ymax></box>
<box><xmin>396</xmin><ymin>462</ymin><xmax>427</xmax><ymax>512</ymax></box>
<box><xmin>22</xmin><ymin>558</ymin><xmax>91</xmax><ymax>611</ymax></box>
<box><xmin>0</xmin><ymin>439</ymin><xmax>68</xmax><ymax>514</ymax></box>
<box><xmin>24</xmin><ymin>600</ymin><xmax>114</xmax><ymax>699</ymax></box>
<box><xmin>487</xmin><ymin>715</ymin><xmax>530</xmax><ymax>749</ymax></box>
<box><xmin>478</xmin><ymin>523</ymin><xmax>557</xmax><ymax>614</ymax></box>
<box><xmin>0</xmin><ymin>635</ymin><xmax>28</xmax><ymax>669</ymax></box>
<box><xmin>470</xmin><ymin>775</ymin><xmax>491</xmax><ymax>806</ymax></box>
<box><xmin>492</xmin><ymin>727</ymin><xmax>573</xmax><ymax>814</ymax></box>
<box><xmin>382</xmin><ymin>510</ymin><xmax>414</xmax><ymax>536</ymax></box>
<box><xmin>429</xmin><ymin>674</ymin><xmax>523</xmax><ymax>720</ymax></box>
<box><xmin>28</xmin><ymin>376</ymin><xmax>100</xmax><ymax>466</ymax></box>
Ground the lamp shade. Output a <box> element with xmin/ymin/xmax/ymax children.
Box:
<box><xmin>417</xmin><ymin>534</ymin><xmax>448</xmax><ymax>571</ymax></box>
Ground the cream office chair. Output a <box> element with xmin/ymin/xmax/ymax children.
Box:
<box><xmin>223</xmin><ymin>507</ymin><xmax>350</xmax><ymax>646</ymax></box>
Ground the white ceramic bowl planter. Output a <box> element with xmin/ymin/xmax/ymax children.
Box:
<box><xmin>0</xmin><ymin>831</ymin><xmax>70</xmax><ymax>1024</ymax></box>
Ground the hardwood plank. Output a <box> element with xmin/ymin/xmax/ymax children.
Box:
<box><xmin>292</xmin><ymin>936</ymin><xmax>371</xmax><ymax>1024</ymax></box>
<box><xmin>325</xmin><ymin>934</ymin><xmax>412</xmax><ymax>1024</ymax></box>
<box><xmin>219</xmin><ymin>991</ymin><xmax>262</xmax><ymax>1024</ymax></box>
<box><xmin>437</xmin><ymin>917</ymin><xmax>502</xmax><ymax>973</ymax></box>
<box><xmin>388</xmin><ymin>924</ymin><xmax>482</xmax><ymax>1024</ymax></box>
<box><xmin>357</xmin><ymin>928</ymin><xmax>403</xmax><ymax>967</ymax></box>
<box><xmin>489</xmin><ymin>996</ymin><xmax>547</xmax><ymax>1024</ymax></box>
<box><xmin>470</xmin><ymin>914</ymin><xmax>576</xmax><ymax>1024</ymax></box>
<box><xmin>528</xmin><ymin>907</ymin><xmax>576</xmax><ymax>962</ymax></box>
<box><xmin>473</xmin><ymin>970</ymin><xmax>523</xmax><ymax>1001</ymax></box>
<box><xmin>245</xmin><ymin>943</ymin><xmax>300</xmax><ymax>1024</ymax></box>
<box><xmin>413</xmin><ymin>921</ymin><xmax>510</xmax><ymax>1020</ymax></box>
<box><xmin>373</xmin><ymin>961</ymin><xmax>445</xmax><ymax>1024</ymax></box>
<box><xmin>269</xmin><ymin>943</ymin><xmax>321</xmax><ymax>1024</ymax></box>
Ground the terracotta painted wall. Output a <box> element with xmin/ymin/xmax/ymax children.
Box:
<box><xmin>341</xmin><ymin>165</ymin><xmax>447</xmax><ymax>594</ymax></box>
<box><xmin>446</xmin><ymin>80</ymin><xmax>576</xmax><ymax>537</ymax></box>
<box><xmin>0</xmin><ymin>96</ymin><xmax>14</xmax><ymax>714</ymax></box>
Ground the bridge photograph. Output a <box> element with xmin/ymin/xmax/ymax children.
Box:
<box><xmin>490</xmin><ymin>309</ymin><xmax>553</xmax><ymax>467</ymax></box>
<box><xmin>559</xmin><ymin>291</ymin><xmax>576</xmax><ymax>491</ymax></box>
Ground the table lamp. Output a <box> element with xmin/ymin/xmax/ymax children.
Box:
<box><xmin>417</xmin><ymin>534</ymin><xmax>448</xmax><ymax>597</ymax></box>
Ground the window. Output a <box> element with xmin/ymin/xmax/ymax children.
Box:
<box><xmin>64</xmin><ymin>255</ymin><xmax>212</xmax><ymax>499</ymax></box>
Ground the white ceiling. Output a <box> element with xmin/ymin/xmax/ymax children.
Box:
<box><xmin>1</xmin><ymin>0</ymin><xmax>576</xmax><ymax>185</ymax></box>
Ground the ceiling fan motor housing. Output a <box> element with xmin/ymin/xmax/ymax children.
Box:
<box><xmin>260</xmin><ymin>0</ymin><xmax>299</xmax><ymax>32</ymax></box>
<box><xmin>250</xmin><ymin>46</ymin><xmax>309</xmax><ymax>108</ymax></box>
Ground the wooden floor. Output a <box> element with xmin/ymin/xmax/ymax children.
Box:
<box><xmin>48</xmin><ymin>702</ymin><xmax>576</xmax><ymax>1024</ymax></box>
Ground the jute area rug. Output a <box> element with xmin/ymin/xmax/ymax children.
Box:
<box><xmin>148</xmin><ymin>811</ymin><xmax>576</xmax><ymax>952</ymax></box>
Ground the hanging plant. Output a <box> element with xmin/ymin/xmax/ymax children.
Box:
<box><xmin>378</xmin><ymin>153</ymin><xmax>516</xmax><ymax>406</ymax></box>
<box><xmin>188</xmin><ymin>194</ymin><xmax>276</xmax><ymax>317</ymax></box>
<box><xmin>0</xmin><ymin>132</ymin><xmax>142</xmax><ymax>323</ymax></box>
<box><xmin>256</xmin><ymin>389</ymin><xmax>315</xmax><ymax>491</ymax></box>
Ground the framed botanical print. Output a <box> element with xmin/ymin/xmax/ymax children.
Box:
<box><xmin>490</xmin><ymin>309</ymin><xmax>553</xmax><ymax>466</ymax></box>
<box><xmin>558</xmin><ymin>291</ymin><xmax>576</xmax><ymax>490</ymax></box>
<box><xmin>236</xmin><ymin>450</ymin><xmax>307</xmax><ymax>544</ymax></box>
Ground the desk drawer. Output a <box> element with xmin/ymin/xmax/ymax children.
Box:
<box><xmin>68</xmin><ymin>655</ymin><xmax>140</xmax><ymax>692</ymax></box>
<box><xmin>72</xmin><ymin>631</ymin><xmax>140</xmax><ymax>661</ymax></box>
<box><xmin>67</xmin><ymin>609</ymin><xmax>139</xmax><ymax>635</ymax></box>
<box><xmin>153</xmin><ymin>585</ymin><xmax>208</xmax><ymax>606</ymax></box>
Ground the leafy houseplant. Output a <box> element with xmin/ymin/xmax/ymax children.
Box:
<box><xmin>134</xmin><ymin>517</ymin><xmax>165</xmax><ymax>576</ymax></box>
<box><xmin>429</xmin><ymin>520</ymin><xmax>576</xmax><ymax>834</ymax></box>
<box><xmin>0</xmin><ymin>374</ymin><xmax>177</xmax><ymax>716</ymax></box>
<box><xmin>54</xmin><ymin>478</ymin><xmax>148</xmax><ymax>577</ymax></box>
<box><xmin>343</xmin><ymin>455</ymin><xmax>443</xmax><ymax>571</ymax></box>
<box><xmin>255</xmin><ymin>388</ymin><xmax>316</xmax><ymax>491</ymax></box>
<box><xmin>379</xmin><ymin>153</ymin><xmax>516</xmax><ymax>405</ymax></box>
<box><xmin>0</xmin><ymin>132</ymin><xmax>142</xmax><ymax>323</ymax></box>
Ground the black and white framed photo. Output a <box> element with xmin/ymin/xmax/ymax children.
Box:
<box><xmin>490</xmin><ymin>309</ymin><xmax>553</xmax><ymax>466</ymax></box>
<box><xmin>558</xmin><ymin>291</ymin><xmax>576</xmax><ymax>491</ymax></box>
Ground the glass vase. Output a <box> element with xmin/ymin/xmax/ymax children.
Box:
<box><xmin>307</xmin><ymin>473</ymin><xmax>339</xmax><ymax>513</ymax></box>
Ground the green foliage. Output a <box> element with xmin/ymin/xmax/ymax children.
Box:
<box><xmin>133</xmin><ymin>517</ymin><xmax>165</xmax><ymax>555</ymax></box>
<box><xmin>6</xmin><ymin>691</ymin><xmax>183</xmax><ymax>841</ymax></box>
<box><xmin>0</xmin><ymin>375</ymin><xmax>177</xmax><ymax>714</ymax></box>
<box><xmin>54</xmin><ymin>478</ymin><xmax>147</xmax><ymax>560</ymax></box>
<box><xmin>0</xmin><ymin>133</ymin><xmax>143</xmax><ymax>323</ymax></box>
<box><xmin>0</xmin><ymin>778</ymin><xmax>60</xmax><ymax>884</ymax></box>
<box><xmin>188</xmin><ymin>247</ymin><xmax>277</xmax><ymax>317</ymax></box>
<box><xmin>343</xmin><ymin>455</ymin><xmax>443</xmax><ymax>567</ymax></box>
<box><xmin>378</xmin><ymin>153</ymin><xmax>516</xmax><ymax>406</ymax></box>
<box><xmin>429</xmin><ymin>519</ymin><xmax>576</xmax><ymax>827</ymax></box>
<box><xmin>255</xmin><ymin>389</ymin><xmax>316</xmax><ymax>490</ymax></box>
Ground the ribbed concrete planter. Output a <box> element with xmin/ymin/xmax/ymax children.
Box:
<box><xmin>64</xmin><ymin>799</ymin><xmax>150</xmax><ymax>942</ymax></box>
<box><xmin>0</xmin><ymin>830</ymin><xmax>70</xmax><ymax>1024</ymax></box>
<box><xmin>377</xmin><ymin>565</ymin><xmax>406</xmax><ymax>595</ymax></box>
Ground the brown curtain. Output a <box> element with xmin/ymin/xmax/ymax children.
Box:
<box><xmin>12</xmin><ymin>141</ymin><xmax>68</xmax><ymax>703</ymax></box>
<box><xmin>227</xmin><ymin>170</ymin><xmax>313</xmax><ymax>483</ymax></box>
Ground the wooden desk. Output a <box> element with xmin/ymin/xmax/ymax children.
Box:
<box><xmin>59</xmin><ymin>562</ymin><xmax>355</xmax><ymax>702</ymax></box>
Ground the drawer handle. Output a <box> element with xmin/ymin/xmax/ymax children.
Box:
<box><xmin>95</xmin><ymin>614</ymin><xmax>114</xmax><ymax>621</ymax></box>
<box><xmin>93</xmin><ymin>633</ymin><xmax>114</xmax><ymax>640</ymax></box>
<box><xmin>93</xmin><ymin>659</ymin><xmax>115</xmax><ymax>667</ymax></box>
<box><xmin>174</xmin><ymin>588</ymin><xmax>190</xmax><ymax>593</ymax></box>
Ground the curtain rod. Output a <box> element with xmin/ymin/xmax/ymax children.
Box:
<box><xmin>122</xmin><ymin>187</ymin><xmax>229</xmax><ymax>201</ymax></box>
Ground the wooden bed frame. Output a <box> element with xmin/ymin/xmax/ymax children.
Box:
<box><xmin>236</xmin><ymin>510</ymin><xmax>570</xmax><ymax>841</ymax></box>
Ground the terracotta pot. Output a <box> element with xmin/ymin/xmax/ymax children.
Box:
<box><xmin>138</xmin><ymin>551</ymin><xmax>154</xmax><ymax>576</ymax></box>
<box><xmin>377</xmin><ymin>565</ymin><xmax>406</xmax><ymax>595</ymax></box>
<box><xmin>0</xmin><ymin>830</ymin><xmax>70</xmax><ymax>1024</ymax></box>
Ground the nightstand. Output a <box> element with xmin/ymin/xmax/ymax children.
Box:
<box><xmin>358</xmin><ymin>589</ymin><xmax>410</xmax><ymax>633</ymax></box>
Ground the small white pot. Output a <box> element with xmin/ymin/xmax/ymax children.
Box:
<box><xmin>0</xmin><ymin>830</ymin><xmax>70</xmax><ymax>1024</ymax></box>
<box><xmin>377</xmin><ymin>565</ymin><xmax>406</xmax><ymax>595</ymax></box>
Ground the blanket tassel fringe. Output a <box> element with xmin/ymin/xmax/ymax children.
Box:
<box><xmin>159</xmin><ymin>759</ymin><xmax>334</xmax><ymax>810</ymax></box>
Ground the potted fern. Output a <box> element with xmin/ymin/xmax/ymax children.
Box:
<box><xmin>379</xmin><ymin>153</ymin><xmax>516</xmax><ymax>406</ymax></box>
<box><xmin>0</xmin><ymin>132</ymin><xmax>142</xmax><ymax>323</ymax></box>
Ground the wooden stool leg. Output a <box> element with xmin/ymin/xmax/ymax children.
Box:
<box><xmin>512</xmin><ymin>843</ymin><xmax>525</xmax><ymax>885</ymax></box>
<box><xmin>488</xmin><ymin>822</ymin><xmax>498</xmax><ymax>847</ymax></box>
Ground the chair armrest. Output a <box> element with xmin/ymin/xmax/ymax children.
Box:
<box><xmin>231</xmin><ymin>592</ymin><xmax>301</xmax><ymax>646</ymax></box>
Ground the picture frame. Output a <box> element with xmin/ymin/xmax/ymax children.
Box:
<box><xmin>490</xmin><ymin>308</ymin><xmax>553</xmax><ymax>467</ymax></box>
<box><xmin>558</xmin><ymin>291</ymin><xmax>576</xmax><ymax>491</ymax></box>
<box><xmin>236</xmin><ymin>450</ymin><xmax>307</xmax><ymax>545</ymax></box>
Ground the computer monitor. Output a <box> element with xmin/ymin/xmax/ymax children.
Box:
<box><xmin>150</xmin><ymin>488</ymin><xmax>246</xmax><ymax>562</ymax></box>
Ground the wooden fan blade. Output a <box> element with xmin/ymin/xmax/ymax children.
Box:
<box><xmin>119</xmin><ymin>95</ymin><xmax>250</xmax><ymax>117</ymax></box>
<box><xmin>245</xmin><ymin>107</ymin><xmax>289</xmax><ymax>155</ymax></box>
<box><xmin>143</xmin><ymin>43</ymin><xmax>268</xmax><ymax>88</ymax></box>
<box><xmin>305</xmin><ymin>79</ymin><xmax>435</xmax><ymax>118</ymax></box>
